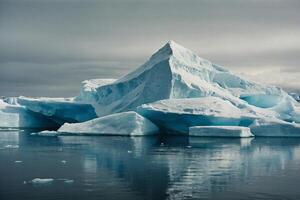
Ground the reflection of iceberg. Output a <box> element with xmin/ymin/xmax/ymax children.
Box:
<box><xmin>165</xmin><ymin>137</ymin><xmax>300</xmax><ymax>199</ymax></box>
<box><xmin>2</xmin><ymin>129</ymin><xmax>300</xmax><ymax>199</ymax></box>
<box><xmin>58</xmin><ymin>136</ymin><xmax>300</xmax><ymax>199</ymax></box>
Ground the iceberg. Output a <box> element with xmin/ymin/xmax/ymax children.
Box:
<box><xmin>189</xmin><ymin>126</ymin><xmax>254</xmax><ymax>137</ymax></box>
<box><xmin>2</xmin><ymin>40</ymin><xmax>299</xmax><ymax>136</ymax></box>
<box><xmin>0</xmin><ymin>99</ymin><xmax>58</xmax><ymax>128</ymax></box>
<box><xmin>17</xmin><ymin>97</ymin><xmax>97</xmax><ymax>124</ymax></box>
<box><xmin>137</xmin><ymin>97</ymin><xmax>259</xmax><ymax>134</ymax></box>
<box><xmin>137</xmin><ymin>97</ymin><xmax>300</xmax><ymax>136</ymax></box>
<box><xmin>58</xmin><ymin>111</ymin><xmax>159</xmax><ymax>136</ymax></box>
<box><xmin>84</xmin><ymin>41</ymin><xmax>298</xmax><ymax>121</ymax></box>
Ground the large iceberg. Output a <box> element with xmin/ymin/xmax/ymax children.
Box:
<box><xmin>57</xmin><ymin>111</ymin><xmax>159</xmax><ymax>136</ymax></box>
<box><xmin>2</xmin><ymin>40</ymin><xmax>299</xmax><ymax>136</ymax></box>
<box><xmin>17</xmin><ymin>97</ymin><xmax>97</xmax><ymax>124</ymax></box>
<box><xmin>0</xmin><ymin>99</ymin><xmax>58</xmax><ymax>128</ymax></box>
<box><xmin>82</xmin><ymin>41</ymin><xmax>298</xmax><ymax>122</ymax></box>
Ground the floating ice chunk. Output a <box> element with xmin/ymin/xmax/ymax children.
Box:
<box><xmin>30</xmin><ymin>178</ymin><xmax>54</xmax><ymax>185</ymax></box>
<box><xmin>61</xmin><ymin>160</ymin><xmax>67</xmax><ymax>164</ymax></box>
<box><xmin>64</xmin><ymin>179</ymin><xmax>74</xmax><ymax>184</ymax></box>
<box><xmin>58</xmin><ymin>111</ymin><xmax>159</xmax><ymax>136</ymax></box>
<box><xmin>32</xmin><ymin>130</ymin><xmax>59</xmax><ymax>137</ymax></box>
<box><xmin>250</xmin><ymin>119</ymin><xmax>300</xmax><ymax>137</ymax></box>
<box><xmin>189</xmin><ymin>126</ymin><xmax>254</xmax><ymax>138</ymax></box>
<box><xmin>18</xmin><ymin>97</ymin><xmax>97</xmax><ymax>124</ymax></box>
<box><xmin>14</xmin><ymin>160</ymin><xmax>22</xmax><ymax>163</ymax></box>
<box><xmin>0</xmin><ymin>99</ymin><xmax>58</xmax><ymax>128</ymax></box>
<box><xmin>5</xmin><ymin>145</ymin><xmax>19</xmax><ymax>149</ymax></box>
<box><xmin>138</xmin><ymin>97</ymin><xmax>256</xmax><ymax>134</ymax></box>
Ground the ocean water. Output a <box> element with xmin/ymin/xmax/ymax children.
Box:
<box><xmin>1</xmin><ymin>129</ymin><xmax>300</xmax><ymax>200</ymax></box>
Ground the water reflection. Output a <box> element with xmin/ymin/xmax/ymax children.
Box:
<box><xmin>1</xmin><ymin>130</ymin><xmax>300</xmax><ymax>200</ymax></box>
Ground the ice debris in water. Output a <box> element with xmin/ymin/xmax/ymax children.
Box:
<box><xmin>5</xmin><ymin>145</ymin><xmax>19</xmax><ymax>149</ymax></box>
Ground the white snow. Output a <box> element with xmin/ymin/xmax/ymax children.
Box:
<box><xmin>189</xmin><ymin>126</ymin><xmax>254</xmax><ymax>137</ymax></box>
<box><xmin>0</xmin><ymin>99</ymin><xmax>58</xmax><ymax>128</ymax></box>
<box><xmin>58</xmin><ymin>111</ymin><xmax>159</xmax><ymax>136</ymax></box>
<box><xmin>18</xmin><ymin>97</ymin><xmax>97</xmax><ymax>124</ymax></box>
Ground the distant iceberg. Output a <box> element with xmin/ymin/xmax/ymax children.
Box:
<box><xmin>1</xmin><ymin>40</ymin><xmax>299</xmax><ymax>136</ymax></box>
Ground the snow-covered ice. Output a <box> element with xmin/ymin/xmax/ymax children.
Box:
<box><xmin>18</xmin><ymin>97</ymin><xmax>97</xmax><ymax>124</ymax></box>
<box><xmin>137</xmin><ymin>96</ymin><xmax>300</xmax><ymax>136</ymax></box>
<box><xmin>189</xmin><ymin>126</ymin><xmax>254</xmax><ymax>137</ymax></box>
<box><xmin>137</xmin><ymin>97</ymin><xmax>257</xmax><ymax>134</ymax></box>
<box><xmin>58</xmin><ymin>111</ymin><xmax>159</xmax><ymax>136</ymax></box>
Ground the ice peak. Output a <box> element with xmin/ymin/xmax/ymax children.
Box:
<box><xmin>163</xmin><ymin>40</ymin><xmax>186</xmax><ymax>52</ymax></box>
<box><xmin>149</xmin><ymin>40</ymin><xmax>192</xmax><ymax>63</ymax></box>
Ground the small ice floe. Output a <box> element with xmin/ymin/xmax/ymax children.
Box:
<box><xmin>14</xmin><ymin>160</ymin><xmax>22</xmax><ymax>163</ymax></box>
<box><xmin>186</xmin><ymin>145</ymin><xmax>192</xmax><ymax>148</ymax></box>
<box><xmin>57</xmin><ymin>178</ymin><xmax>74</xmax><ymax>184</ymax></box>
<box><xmin>61</xmin><ymin>160</ymin><xmax>67</xmax><ymax>164</ymax></box>
<box><xmin>160</xmin><ymin>142</ymin><xmax>165</xmax><ymax>146</ymax></box>
<box><xmin>5</xmin><ymin>145</ymin><xmax>19</xmax><ymax>149</ymax></box>
<box><xmin>0</xmin><ymin>128</ymin><xmax>19</xmax><ymax>131</ymax></box>
<box><xmin>127</xmin><ymin>150</ymin><xmax>132</xmax><ymax>154</ymax></box>
<box><xmin>25</xmin><ymin>178</ymin><xmax>54</xmax><ymax>186</ymax></box>
<box><xmin>31</xmin><ymin>130</ymin><xmax>59</xmax><ymax>137</ymax></box>
<box><xmin>64</xmin><ymin>179</ymin><xmax>74</xmax><ymax>184</ymax></box>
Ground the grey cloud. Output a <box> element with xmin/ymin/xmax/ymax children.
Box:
<box><xmin>0</xmin><ymin>0</ymin><xmax>300</xmax><ymax>96</ymax></box>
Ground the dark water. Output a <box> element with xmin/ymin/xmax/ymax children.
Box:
<box><xmin>1</xmin><ymin>130</ymin><xmax>300</xmax><ymax>200</ymax></box>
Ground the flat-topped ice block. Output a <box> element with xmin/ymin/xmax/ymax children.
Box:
<box><xmin>189</xmin><ymin>126</ymin><xmax>254</xmax><ymax>138</ymax></box>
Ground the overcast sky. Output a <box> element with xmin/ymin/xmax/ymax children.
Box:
<box><xmin>1</xmin><ymin>0</ymin><xmax>300</xmax><ymax>97</ymax></box>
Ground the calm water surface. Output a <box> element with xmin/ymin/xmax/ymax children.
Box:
<box><xmin>1</xmin><ymin>129</ymin><xmax>300</xmax><ymax>200</ymax></box>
